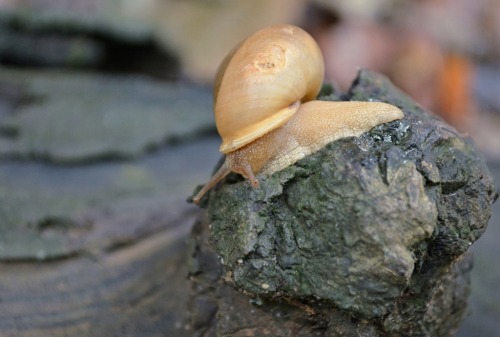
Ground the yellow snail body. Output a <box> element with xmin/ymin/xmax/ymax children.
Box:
<box><xmin>192</xmin><ymin>24</ymin><xmax>404</xmax><ymax>205</ymax></box>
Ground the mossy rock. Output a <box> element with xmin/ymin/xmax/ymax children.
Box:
<box><xmin>195</xmin><ymin>70</ymin><xmax>497</xmax><ymax>336</ymax></box>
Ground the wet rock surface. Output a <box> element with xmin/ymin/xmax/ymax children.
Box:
<box><xmin>197</xmin><ymin>70</ymin><xmax>497</xmax><ymax>336</ymax></box>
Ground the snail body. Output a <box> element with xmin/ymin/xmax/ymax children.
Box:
<box><xmin>192</xmin><ymin>25</ymin><xmax>404</xmax><ymax>205</ymax></box>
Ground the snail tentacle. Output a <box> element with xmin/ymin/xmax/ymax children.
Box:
<box><xmin>192</xmin><ymin>161</ymin><xmax>231</xmax><ymax>204</ymax></box>
<box><xmin>240</xmin><ymin>164</ymin><xmax>260</xmax><ymax>188</ymax></box>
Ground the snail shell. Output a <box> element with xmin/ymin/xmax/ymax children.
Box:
<box><xmin>215</xmin><ymin>24</ymin><xmax>324</xmax><ymax>153</ymax></box>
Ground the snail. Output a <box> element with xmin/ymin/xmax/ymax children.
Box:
<box><xmin>192</xmin><ymin>24</ymin><xmax>404</xmax><ymax>205</ymax></box>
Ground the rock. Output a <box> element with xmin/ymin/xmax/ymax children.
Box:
<box><xmin>187</xmin><ymin>216</ymin><xmax>330</xmax><ymax>337</ymax></box>
<box><xmin>187</xmin><ymin>214</ymin><xmax>475</xmax><ymax>337</ymax></box>
<box><xmin>194</xmin><ymin>70</ymin><xmax>497</xmax><ymax>336</ymax></box>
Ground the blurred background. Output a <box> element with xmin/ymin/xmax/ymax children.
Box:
<box><xmin>0</xmin><ymin>0</ymin><xmax>499</xmax><ymax>336</ymax></box>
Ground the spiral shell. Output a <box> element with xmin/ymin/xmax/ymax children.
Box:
<box><xmin>214</xmin><ymin>24</ymin><xmax>324</xmax><ymax>154</ymax></box>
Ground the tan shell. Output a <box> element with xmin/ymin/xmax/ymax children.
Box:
<box><xmin>214</xmin><ymin>24</ymin><xmax>324</xmax><ymax>154</ymax></box>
